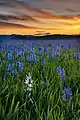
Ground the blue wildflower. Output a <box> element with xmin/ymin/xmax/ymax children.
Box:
<box><xmin>27</xmin><ymin>53</ymin><xmax>34</xmax><ymax>61</ymax></box>
<box><xmin>52</xmin><ymin>47</ymin><xmax>57</xmax><ymax>56</ymax></box>
<box><xmin>59</xmin><ymin>68</ymin><xmax>65</xmax><ymax>79</ymax></box>
<box><xmin>27</xmin><ymin>52</ymin><xmax>38</xmax><ymax>62</ymax></box>
<box><xmin>57</xmin><ymin>66</ymin><xmax>65</xmax><ymax>80</ymax></box>
<box><xmin>38</xmin><ymin>47</ymin><xmax>42</xmax><ymax>54</ymax></box>
<box><xmin>8</xmin><ymin>52</ymin><xmax>13</xmax><ymax>61</ymax></box>
<box><xmin>16</xmin><ymin>61</ymin><xmax>23</xmax><ymax>71</ymax></box>
<box><xmin>77</xmin><ymin>53</ymin><xmax>80</xmax><ymax>59</ymax></box>
<box><xmin>68</xmin><ymin>44</ymin><xmax>72</xmax><ymax>49</ymax></box>
<box><xmin>0</xmin><ymin>46</ymin><xmax>2</xmax><ymax>50</ymax></box>
<box><xmin>56</xmin><ymin>66</ymin><xmax>61</xmax><ymax>72</ymax></box>
<box><xmin>44</xmin><ymin>47</ymin><xmax>47</xmax><ymax>54</ymax></box>
<box><xmin>62</xmin><ymin>83</ymin><xmax>72</xmax><ymax>101</ymax></box>
<box><xmin>64</xmin><ymin>84</ymin><xmax>72</xmax><ymax>98</ymax></box>
<box><xmin>7</xmin><ymin>47</ymin><xmax>12</xmax><ymax>53</ymax></box>
<box><xmin>12</xmin><ymin>69</ymin><xmax>17</xmax><ymax>75</ymax></box>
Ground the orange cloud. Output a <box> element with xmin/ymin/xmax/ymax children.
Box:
<box><xmin>0</xmin><ymin>0</ymin><xmax>80</xmax><ymax>35</ymax></box>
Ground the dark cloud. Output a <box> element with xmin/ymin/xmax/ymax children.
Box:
<box><xmin>0</xmin><ymin>14</ymin><xmax>40</xmax><ymax>23</ymax></box>
<box><xmin>0</xmin><ymin>21</ymin><xmax>37</xmax><ymax>28</ymax></box>
<box><xmin>10</xmin><ymin>0</ymin><xmax>54</xmax><ymax>17</ymax></box>
<box><xmin>34</xmin><ymin>32</ymin><xmax>51</xmax><ymax>36</ymax></box>
<box><xmin>0</xmin><ymin>0</ymin><xmax>52</xmax><ymax>24</ymax></box>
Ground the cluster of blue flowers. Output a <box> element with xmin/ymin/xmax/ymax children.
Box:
<box><xmin>5</xmin><ymin>47</ymin><xmax>24</xmax><ymax>76</ymax></box>
<box><xmin>56</xmin><ymin>65</ymin><xmax>72</xmax><ymax>101</ymax></box>
<box><xmin>8</xmin><ymin>51</ymin><xmax>13</xmax><ymax>61</ymax></box>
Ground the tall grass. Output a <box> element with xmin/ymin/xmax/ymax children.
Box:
<box><xmin>0</xmin><ymin>43</ymin><xmax>80</xmax><ymax>120</ymax></box>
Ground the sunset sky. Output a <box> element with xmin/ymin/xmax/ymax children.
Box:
<box><xmin>0</xmin><ymin>0</ymin><xmax>80</xmax><ymax>35</ymax></box>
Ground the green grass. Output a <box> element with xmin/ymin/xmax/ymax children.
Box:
<box><xmin>0</xmin><ymin>45</ymin><xmax>80</xmax><ymax>120</ymax></box>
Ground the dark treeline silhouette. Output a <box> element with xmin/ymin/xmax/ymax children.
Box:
<box><xmin>0</xmin><ymin>34</ymin><xmax>80</xmax><ymax>40</ymax></box>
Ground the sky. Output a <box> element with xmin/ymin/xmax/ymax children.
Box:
<box><xmin>0</xmin><ymin>0</ymin><xmax>80</xmax><ymax>35</ymax></box>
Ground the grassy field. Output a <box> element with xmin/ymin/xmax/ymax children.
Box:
<box><xmin>0</xmin><ymin>43</ymin><xmax>80</xmax><ymax>120</ymax></box>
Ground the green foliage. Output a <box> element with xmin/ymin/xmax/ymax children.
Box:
<box><xmin>0</xmin><ymin>45</ymin><xmax>80</xmax><ymax>120</ymax></box>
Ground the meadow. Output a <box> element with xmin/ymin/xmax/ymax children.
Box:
<box><xmin>0</xmin><ymin>43</ymin><xmax>80</xmax><ymax>120</ymax></box>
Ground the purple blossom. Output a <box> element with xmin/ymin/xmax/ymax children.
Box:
<box><xmin>62</xmin><ymin>83</ymin><xmax>72</xmax><ymax>101</ymax></box>
<box><xmin>64</xmin><ymin>84</ymin><xmax>72</xmax><ymax>98</ymax></box>
<box><xmin>77</xmin><ymin>53</ymin><xmax>80</xmax><ymax>59</ymax></box>
<box><xmin>44</xmin><ymin>47</ymin><xmax>47</xmax><ymax>54</ymax></box>
<box><xmin>56</xmin><ymin>66</ymin><xmax>65</xmax><ymax>80</ymax></box>
<box><xmin>59</xmin><ymin>68</ymin><xmax>65</xmax><ymax>79</ymax></box>
<box><xmin>56</xmin><ymin>66</ymin><xmax>61</xmax><ymax>72</ymax></box>
<box><xmin>38</xmin><ymin>47</ymin><xmax>42</xmax><ymax>54</ymax></box>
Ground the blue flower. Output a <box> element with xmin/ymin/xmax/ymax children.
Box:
<box><xmin>62</xmin><ymin>83</ymin><xmax>72</xmax><ymax>101</ymax></box>
<box><xmin>0</xmin><ymin>46</ymin><xmax>3</xmax><ymax>51</ymax></box>
<box><xmin>16</xmin><ymin>61</ymin><xmax>23</xmax><ymax>71</ymax></box>
<box><xmin>27</xmin><ymin>53</ymin><xmax>38</xmax><ymax>62</ymax></box>
<box><xmin>8</xmin><ymin>52</ymin><xmax>13</xmax><ymax>61</ymax></box>
<box><xmin>27</xmin><ymin>53</ymin><xmax>34</xmax><ymax>62</ymax></box>
<box><xmin>68</xmin><ymin>44</ymin><xmax>72</xmax><ymax>49</ymax></box>
<box><xmin>56</xmin><ymin>66</ymin><xmax>61</xmax><ymax>72</ymax></box>
<box><xmin>44</xmin><ymin>47</ymin><xmax>47</xmax><ymax>54</ymax></box>
<box><xmin>56</xmin><ymin>66</ymin><xmax>65</xmax><ymax>80</ymax></box>
<box><xmin>52</xmin><ymin>47</ymin><xmax>57</xmax><ymax>56</ymax></box>
<box><xmin>64</xmin><ymin>84</ymin><xmax>72</xmax><ymax>98</ymax></box>
<box><xmin>38</xmin><ymin>47</ymin><xmax>42</xmax><ymax>54</ymax></box>
<box><xmin>59</xmin><ymin>68</ymin><xmax>65</xmax><ymax>79</ymax></box>
<box><xmin>77</xmin><ymin>53</ymin><xmax>80</xmax><ymax>59</ymax></box>
<box><xmin>12</xmin><ymin>69</ymin><xmax>17</xmax><ymax>75</ymax></box>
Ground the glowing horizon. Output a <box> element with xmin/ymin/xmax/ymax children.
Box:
<box><xmin>0</xmin><ymin>0</ymin><xmax>80</xmax><ymax>35</ymax></box>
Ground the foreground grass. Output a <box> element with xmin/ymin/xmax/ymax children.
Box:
<box><xmin>0</xmin><ymin>44</ymin><xmax>80</xmax><ymax>120</ymax></box>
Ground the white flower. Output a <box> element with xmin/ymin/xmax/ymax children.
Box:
<box><xmin>24</xmin><ymin>72</ymin><xmax>33</xmax><ymax>93</ymax></box>
<box><xmin>24</xmin><ymin>79</ymin><xmax>29</xmax><ymax>84</ymax></box>
<box><xmin>27</xmin><ymin>87</ymin><xmax>32</xmax><ymax>92</ymax></box>
<box><xmin>28</xmin><ymin>83</ymin><xmax>32</xmax><ymax>88</ymax></box>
